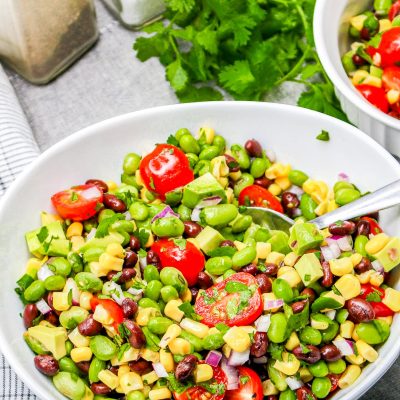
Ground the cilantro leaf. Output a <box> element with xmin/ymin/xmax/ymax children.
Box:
<box><xmin>219</xmin><ymin>60</ymin><xmax>256</xmax><ymax>95</ymax></box>
<box><xmin>166</xmin><ymin>60</ymin><xmax>189</xmax><ymax>92</ymax></box>
<box><xmin>165</xmin><ymin>0</ymin><xmax>195</xmax><ymax>14</ymax></box>
<box><xmin>178</xmin><ymin>301</ymin><xmax>202</xmax><ymax>321</ymax></box>
<box><xmin>316</xmin><ymin>130</ymin><xmax>330</xmax><ymax>142</ymax></box>
<box><xmin>176</xmin><ymin>86</ymin><xmax>223</xmax><ymax>103</ymax></box>
<box><xmin>36</xmin><ymin>226</ymin><xmax>49</xmax><ymax>243</ymax></box>
<box><xmin>167</xmin><ymin>135</ymin><xmax>179</xmax><ymax>146</ymax></box>
<box><xmin>207</xmin><ymin>246</ymin><xmax>237</xmax><ymax>258</ymax></box>
<box><xmin>225</xmin><ymin>281</ymin><xmax>248</xmax><ymax>293</ymax></box>
<box><xmin>366</xmin><ymin>291</ymin><xmax>382</xmax><ymax>303</ymax></box>
<box><xmin>95</xmin><ymin>214</ymin><xmax>124</xmax><ymax>238</ymax></box>
<box><xmin>132</xmin><ymin>228</ymin><xmax>150</xmax><ymax>248</ymax></box>
<box><xmin>173</xmin><ymin>238</ymin><xmax>187</xmax><ymax>250</ymax></box>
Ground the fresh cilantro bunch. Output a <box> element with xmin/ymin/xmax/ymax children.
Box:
<box><xmin>133</xmin><ymin>0</ymin><xmax>348</xmax><ymax>121</ymax></box>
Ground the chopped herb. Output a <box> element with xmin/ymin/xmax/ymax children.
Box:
<box><xmin>117</xmin><ymin>343</ymin><xmax>131</xmax><ymax>361</ymax></box>
<box><xmin>316</xmin><ymin>130</ymin><xmax>330</xmax><ymax>141</ymax></box>
<box><xmin>112</xmin><ymin>272</ymin><xmax>123</xmax><ymax>283</ymax></box>
<box><xmin>42</xmin><ymin>235</ymin><xmax>56</xmax><ymax>253</ymax></box>
<box><xmin>132</xmin><ymin>228</ymin><xmax>150</xmax><ymax>248</ymax></box>
<box><xmin>173</xmin><ymin>238</ymin><xmax>187</xmax><ymax>250</ymax></box>
<box><xmin>95</xmin><ymin>202</ymin><xmax>103</xmax><ymax>212</ymax></box>
<box><xmin>67</xmin><ymin>289</ymin><xmax>73</xmax><ymax>306</ymax></box>
<box><xmin>304</xmin><ymin>274</ymin><xmax>311</xmax><ymax>282</ymax></box>
<box><xmin>225</xmin><ymin>281</ymin><xmax>248</xmax><ymax>293</ymax></box>
<box><xmin>201</xmin><ymin>288</ymin><xmax>218</xmax><ymax>305</ymax></box>
<box><xmin>200</xmin><ymin>382</ymin><xmax>226</xmax><ymax>395</ymax></box>
<box><xmin>70</xmin><ymin>191</ymin><xmax>79</xmax><ymax>202</ymax></box>
<box><xmin>118</xmin><ymin>323</ymin><xmax>131</xmax><ymax>340</ymax></box>
<box><xmin>226</xmin><ymin>298</ymin><xmax>239</xmax><ymax>319</ymax></box>
<box><xmin>215</xmin><ymin>323</ymin><xmax>230</xmax><ymax>335</ymax></box>
<box><xmin>300</xmin><ymin>343</ymin><xmax>311</xmax><ymax>354</ymax></box>
<box><xmin>167</xmin><ymin>373</ymin><xmax>192</xmax><ymax>394</ymax></box>
<box><xmin>95</xmin><ymin>214</ymin><xmax>125</xmax><ymax>238</ymax></box>
<box><xmin>240</xmin><ymin>375</ymin><xmax>250</xmax><ymax>385</ymax></box>
<box><xmin>36</xmin><ymin>226</ymin><xmax>49</xmax><ymax>243</ymax></box>
<box><xmin>167</xmin><ymin>134</ymin><xmax>179</xmax><ymax>146</ymax></box>
<box><xmin>178</xmin><ymin>301</ymin><xmax>202</xmax><ymax>321</ymax></box>
<box><xmin>16</xmin><ymin>274</ymin><xmax>34</xmax><ymax>291</ymax></box>
<box><xmin>268</xmin><ymin>342</ymin><xmax>284</xmax><ymax>361</ymax></box>
<box><xmin>115</xmin><ymin>190</ymin><xmax>136</xmax><ymax>208</ymax></box>
<box><xmin>208</xmin><ymin>246</ymin><xmax>237</xmax><ymax>258</ymax></box>
<box><xmin>149</xmin><ymin>177</ymin><xmax>156</xmax><ymax>191</ymax></box>
<box><xmin>366</xmin><ymin>291</ymin><xmax>382</xmax><ymax>303</ymax></box>
<box><xmin>138</xmin><ymin>248</ymin><xmax>147</xmax><ymax>258</ymax></box>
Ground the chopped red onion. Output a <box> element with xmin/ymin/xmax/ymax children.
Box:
<box><xmin>221</xmin><ymin>358</ymin><xmax>239</xmax><ymax>390</ymax></box>
<box><xmin>139</xmin><ymin>255</ymin><xmax>147</xmax><ymax>269</ymax></box>
<box><xmin>151</xmin><ymin>206</ymin><xmax>180</xmax><ymax>223</ymax></box>
<box><xmin>286</xmin><ymin>377</ymin><xmax>303</xmax><ymax>390</ymax></box>
<box><xmin>325</xmin><ymin>310</ymin><xmax>336</xmax><ymax>320</ymax></box>
<box><xmin>288</xmin><ymin>185</ymin><xmax>304</xmax><ymax>197</ymax></box>
<box><xmin>37</xmin><ymin>264</ymin><xmax>55</xmax><ymax>281</ymax></box>
<box><xmin>63</xmin><ymin>278</ymin><xmax>81</xmax><ymax>305</ymax></box>
<box><xmin>152</xmin><ymin>362</ymin><xmax>169</xmax><ymax>378</ymax></box>
<box><xmin>205</xmin><ymin>351</ymin><xmax>222</xmax><ymax>367</ymax></box>
<box><xmin>127</xmin><ymin>287</ymin><xmax>144</xmax><ymax>297</ymax></box>
<box><xmin>81</xmin><ymin>186</ymin><xmax>102</xmax><ymax>200</ymax></box>
<box><xmin>109</xmin><ymin>282</ymin><xmax>125</xmax><ymax>306</ymax></box>
<box><xmin>124</xmin><ymin>211</ymin><xmax>132</xmax><ymax>221</ymax></box>
<box><xmin>255</xmin><ymin>315</ymin><xmax>271</xmax><ymax>333</ymax></box>
<box><xmin>35</xmin><ymin>299</ymin><xmax>52</xmax><ymax>315</ymax></box>
<box><xmin>86</xmin><ymin>228</ymin><xmax>97</xmax><ymax>240</ymax></box>
<box><xmin>191</xmin><ymin>207</ymin><xmax>201</xmax><ymax>222</ymax></box>
<box><xmin>372</xmin><ymin>260</ymin><xmax>384</xmax><ymax>273</ymax></box>
<box><xmin>252</xmin><ymin>356</ymin><xmax>268</xmax><ymax>364</ymax></box>
<box><xmin>338</xmin><ymin>172</ymin><xmax>349</xmax><ymax>182</ymax></box>
<box><xmin>265</xmin><ymin>149</ymin><xmax>276</xmax><ymax>162</ymax></box>
<box><xmin>322</xmin><ymin>239</ymin><xmax>341</xmax><ymax>260</ymax></box>
<box><xmin>292</xmin><ymin>208</ymin><xmax>302</xmax><ymax>218</ymax></box>
<box><xmin>228</xmin><ymin>349</ymin><xmax>250</xmax><ymax>366</ymax></box>
<box><xmin>333</xmin><ymin>338</ymin><xmax>354</xmax><ymax>356</ymax></box>
<box><xmin>191</xmin><ymin>196</ymin><xmax>222</xmax><ymax>221</ymax></box>
<box><xmin>264</xmin><ymin>299</ymin><xmax>284</xmax><ymax>310</ymax></box>
<box><xmin>321</xmin><ymin>246</ymin><xmax>336</xmax><ymax>262</ymax></box>
<box><xmin>336</xmin><ymin>236</ymin><xmax>353</xmax><ymax>251</ymax></box>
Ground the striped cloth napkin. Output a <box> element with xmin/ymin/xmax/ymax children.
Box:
<box><xmin>0</xmin><ymin>64</ymin><xmax>39</xmax><ymax>398</ymax></box>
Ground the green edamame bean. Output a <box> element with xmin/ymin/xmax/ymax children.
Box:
<box><xmin>175</xmin><ymin>128</ymin><xmax>191</xmax><ymax>141</ymax></box>
<box><xmin>165</xmin><ymin>189</ymin><xmax>183</xmax><ymax>206</ymax></box>
<box><xmin>374</xmin><ymin>0</ymin><xmax>393</xmax><ymax>15</ymax></box>
<box><xmin>89</xmin><ymin>357</ymin><xmax>106</xmax><ymax>383</ymax></box>
<box><xmin>44</xmin><ymin>275</ymin><xmax>66</xmax><ymax>291</ymax></box>
<box><xmin>309</xmin><ymin>360</ymin><xmax>329</xmax><ymax>377</ymax></box>
<box><xmin>123</xmin><ymin>153</ymin><xmax>141</xmax><ymax>175</ymax></box>
<box><xmin>179</xmin><ymin>134</ymin><xmax>201</xmax><ymax>154</ymax></box>
<box><xmin>335</xmin><ymin>309</ymin><xmax>349</xmax><ymax>324</ymax></box>
<box><xmin>160</xmin><ymin>267</ymin><xmax>188</xmax><ymax>294</ymax></box>
<box><xmin>268</xmin><ymin>313</ymin><xmax>288</xmax><ymax>343</ymax></box>
<box><xmin>335</xmin><ymin>188</ymin><xmax>361</xmax><ymax>206</ymax></box>
<box><xmin>147</xmin><ymin>317</ymin><xmax>173</xmax><ymax>335</ymax></box>
<box><xmin>129</xmin><ymin>202</ymin><xmax>149</xmax><ymax>221</ymax></box>
<box><xmin>232</xmin><ymin>246</ymin><xmax>257</xmax><ymax>269</ymax></box>
<box><xmin>160</xmin><ymin>285</ymin><xmax>179</xmax><ymax>302</ymax></box>
<box><xmin>23</xmin><ymin>333</ymin><xmax>49</xmax><ymax>355</ymax></box>
<box><xmin>312</xmin><ymin>377</ymin><xmax>332</xmax><ymax>399</ymax></box>
<box><xmin>115</xmin><ymin>185</ymin><xmax>139</xmax><ymax>204</ymax></box>
<box><xmin>59</xmin><ymin>307</ymin><xmax>89</xmax><ymax>330</ymax></box>
<box><xmin>364</xmin><ymin>15</ymin><xmax>379</xmax><ymax>31</ymax></box>
<box><xmin>119</xmin><ymin>230</ymin><xmax>131</xmax><ymax>247</ymax></box>
<box><xmin>393</xmin><ymin>15</ymin><xmax>400</xmax><ymax>26</ymax></box>
<box><xmin>233</xmin><ymin>173</ymin><xmax>254</xmax><ymax>197</ymax></box>
<box><xmin>328</xmin><ymin>358</ymin><xmax>346</xmax><ymax>374</ymax></box>
<box><xmin>272</xmin><ymin>278</ymin><xmax>293</xmax><ymax>303</ymax></box>
<box><xmin>53</xmin><ymin>372</ymin><xmax>86</xmax><ymax>400</ymax></box>
<box><xmin>98</xmin><ymin>209</ymin><xmax>115</xmax><ymax>222</ymax></box>
<box><xmin>279</xmin><ymin>389</ymin><xmax>296</xmax><ymax>400</ymax></box>
<box><xmin>178</xmin><ymin>204</ymin><xmax>192</xmax><ymax>222</ymax></box>
<box><xmin>90</xmin><ymin>335</ymin><xmax>118</xmax><ymax>361</ymax></box>
<box><xmin>341</xmin><ymin>51</ymin><xmax>356</xmax><ymax>74</ymax></box>
<box><xmin>213</xmin><ymin>135</ymin><xmax>226</xmax><ymax>150</ymax></box>
<box><xmin>202</xmin><ymin>333</ymin><xmax>225</xmax><ymax>350</ymax></box>
<box><xmin>127</xmin><ymin>391</ymin><xmax>146</xmax><ymax>400</ymax></box>
<box><xmin>300</xmin><ymin>193</ymin><xmax>318</xmax><ymax>220</ymax></box>
<box><xmin>142</xmin><ymin>327</ymin><xmax>160</xmax><ymax>351</ymax></box>
<box><xmin>49</xmin><ymin>258</ymin><xmax>72</xmax><ymax>277</ymax></box>
<box><xmin>333</xmin><ymin>181</ymin><xmax>354</xmax><ymax>192</ymax></box>
<box><xmin>179</xmin><ymin>331</ymin><xmax>203</xmax><ymax>352</ymax></box>
<box><xmin>254</xmin><ymin>227</ymin><xmax>270</xmax><ymax>242</ymax></box>
<box><xmin>74</xmin><ymin>272</ymin><xmax>103</xmax><ymax>292</ymax></box>
<box><xmin>231</xmin><ymin>215</ymin><xmax>253</xmax><ymax>233</ymax></box>
<box><xmin>59</xmin><ymin>357</ymin><xmax>82</xmax><ymax>377</ymax></box>
<box><xmin>138</xmin><ymin>298</ymin><xmax>160</xmax><ymax>310</ymax></box>
<box><xmin>231</xmin><ymin>144</ymin><xmax>251</xmax><ymax>170</ymax></box>
<box><xmin>321</xmin><ymin>321</ymin><xmax>339</xmax><ymax>343</ymax></box>
<box><xmin>65</xmin><ymin>340</ymin><xmax>74</xmax><ymax>356</ymax></box>
<box><xmin>250</xmin><ymin>158</ymin><xmax>269</xmax><ymax>178</ymax></box>
<box><xmin>354</xmin><ymin>235</ymin><xmax>369</xmax><ymax>257</ymax></box>
<box><xmin>111</xmin><ymin>220</ymin><xmax>135</xmax><ymax>233</ymax></box>
<box><xmin>144</xmin><ymin>280</ymin><xmax>163</xmax><ymax>301</ymax></box>
<box><xmin>173</xmin><ymin>354</ymin><xmax>184</xmax><ymax>363</ymax></box>
<box><xmin>143</xmin><ymin>265</ymin><xmax>160</xmax><ymax>282</ymax></box>
<box><xmin>267</xmin><ymin>360</ymin><xmax>288</xmax><ymax>391</ymax></box>
<box><xmin>67</xmin><ymin>252</ymin><xmax>83</xmax><ymax>274</ymax></box>
<box><xmin>356</xmin><ymin>320</ymin><xmax>390</xmax><ymax>344</ymax></box>
<box><xmin>299</xmin><ymin>326</ymin><xmax>322</xmax><ymax>346</ymax></box>
<box><xmin>223</xmin><ymin>269</ymin><xmax>236</xmax><ymax>279</ymax></box>
<box><xmin>186</xmin><ymin>153</ymin><xmax>199</xmax><ymax>169</ymax></box>
<box><xmin>200</xmin><ymin>145</ymin><xmax>222</xmax><ymax>161</ymax></box>
<box><xmin>151</xmin><ymin>216</ymin><xmax>185</xmax><ymax>237</ymax></box>
<box><xmin>205</xmin><ymin>256</ymin><xmax>233</xmax><ymax>275</ymax></box>
<box><xmin>121</xmin><ymin>173</ymin><xmax>139</xmax><ymax>187</ymax></box>
<box><xmin>83</xmin><ymin>247</ymin><xmax>103</xmax><ymax>263</ymax></box>
<box><xmin>288</xmin><ymin>170</ymin><xmax>309</xmax><ymax>187</ymax></box>
<box><xmin>84</xmin><ymin>219</ymin><xmax>97</xmax><ymax>233</ymax></box>
<box><xmin>24</xmin><ymin>280</ymin><xmax>46</xmax><ymax>302</ymax></box>
<box><xmin>194</xmin><ymin>160</ymin><xmax>211</xmax><ymax>176</ymax></box>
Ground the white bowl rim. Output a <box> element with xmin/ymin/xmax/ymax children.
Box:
<box><xmin>314</xmin><ymin>0</ymin><xmax>400</xmax><ymax>130</ymax></box>
<box><xmin>1</xmin><ymin>101</ymin><xmax>400</xmax><ymax>399</ymax></box>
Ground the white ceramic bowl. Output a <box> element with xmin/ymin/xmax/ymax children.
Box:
<box><xmin>0</xmin><ymin>102</ymin><xmax>399</xmax><ymax>400</ymax></box>
<box><xmin>314</xmin><ymin>0</ymin><xmax>400</xmax><ymax>157</ymax></box>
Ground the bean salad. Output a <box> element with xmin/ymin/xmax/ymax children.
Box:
<box><xmin>16</xmin><ymin>127</ymin><xmax>400</xmax><ymax>400</ymax></box>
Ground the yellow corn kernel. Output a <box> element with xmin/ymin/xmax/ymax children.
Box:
<box><xmin>118</xmin><ymin>365</ymin><xmax>131</xmax><ymax>377</ymax></box>
<box><xmin>168</xmin><ymin>338</ymin><xmax>191</xmax><ymax>355</ymax></box>
<box><xmin>268</xmin><ymin>183</ymin><xmax>282</xmax><ymax>196</ymax></box>
<box><xmin>266</xmin><ymin>251</ymin><xmax>285</xmax><ymax>266</ymax></box>
<box><xmin>223</xmin><ymin>327</ymin><xmax>251</xmax><ymax>352</ymax></box>
<box><xmin>145</xmin><ymin>231</ymin><xmax>154</xmax><ymax>248</ymax></box>
<box><xmin>79</xmin><ymin>292</ymin><xmax>93</xmax><ymax>311</ymax></box>
<box><xmin>119</xmin><ymin>372</ymin><xmax>143</xmax><ymax>393</ymax></box>
<box><xmin>93</xmin><ymin>305</ymin><xmax>114</xmax><ymax>325</ymax></box>
<box><xmin>52</xmin><ymin>292</ymin><xmax>71</xmax><ymax>312</ymax></box>
<box><xmin>370</xmin><ymin>271</ymin><xmax>384</xmax><ymax>287</ymax></box>
<box><xmin>106</xmin><ymin>243</ymin><xmax>125</xmax><ymax>258</ymax></box>
<box><xmin>164</xmin><ymin>299</ymin><xmax>184</xmax><ymax>322</ymax></box>
<box><xmin>256</xmin><ymin>242</ymin><xmax>272</xmax><ymax>260</ymax></box>
<box><xmin>160</xmin><ymin>348</ymin><xmax>175</xmax><ymax>372</ymax></box>
<box><xmin>356</xmin><ymin>340</ymin><xmax>378</xmax><ymax>362</ymax></box>
<box><xmin>302</xmin><ymin>180</ymin><xmax>329</xmax><ymax>204</ymax></box>
<box><xmin>299</xmin><ymin>367</ymin><xmax>313</xmax><ymax>383</ymax></box>
<box><xmin>274</xmin><ymin>352</ymin><xmax>301</xmax><ymax>375</ymax></box>
<box><xmin>71</xmin><ymin>236</ymin><xmax>85</xmax><ymax>252</ymax></box>
<box><xmin>194</xmin><ymin>364</ymin><xmax>214</xmax><ymax>383</ymax></box>
<box><xmin>338</xmin><ymin>365</ymin><xmax>361</xmax><ymax>389</ymax></box>
<box><xmin>25</xmin><ymin>258</ymin><xmax>42</xmax><ymax>278</ymax></box>
<box><xmin>159</xmin><ymin>324</ymin><xmax>182</xmax><ymax>349</ymax></box>
<box><xmin>229</xmin><ymin>170</ymin><xmax>242</xmax><ymax>181</ymax></box>
<box><xmin>198</xmin><ymin>126</ymin><xmax>215</xmax><ymax>144</ymax></box>
<box><xmin>315</xmin><ymin>200</ymin><xmax>328</xmax><ymax>217</ymax></box>
<box><xmin>329</xmin><ymin>257</ymin><xmax>354</xmax><ymax>276</ymax></box>
<box><xmin>278</xmin><ymin>266</ymin><xmax>293</xmax><ymax>276</ymax></box>
<box><xmin>99</xmin><ymin>253</ymin><xmax>124</xmax><ymax>273</ymax></box>
<box><xmin>365</xmin><ymin>233</ymin><xmax>390</xmax><ymax>255</ymax></box>
<box><xmin>327</xmin><ymin>200</ymin><xmax>339</xmax><ymax>212</ymax></box>
<box><xmin>278</xmin><ymin>268</ymin><xmax>302</xmax><ymax>288</ymax></box>
<box><xmin>222</xmin><ymin>344</ymin><xmax>232</xmax><ymax>359</ymax></box>
<box><xmin>387</xmin><ymin>89</ymin><xmax>400</xmax><ymax>105</ymax></box>
<box><xmin>234</xmin><ymin>241</ymin><xmax>246</xmax><ymax>251</ymax></box>
<box><xmin>285</xmin><ymin>332</ymin><xmax>300</xmax><ymax>351</ymax></box>
<box><xmin>340</xmin><ymin>321</ymin><xmax>355</xmax><ymax>339</ymax></box>
<box><xmin>357</xmin><ymin>270</ymin><xmax>373</xmax><ymax>284</ymax></box>
<box><xmin>142</xmin><ymin>371</ymin><xmax>158</xmax><ymax>385</ymax></box>
<box><xmin>352</xmin><ymin>326</ymin><xmax>360</xmax><ymax>342</ymax></box>
<box><xmin>149</xmin><ymin>388</ymin><xmax>172</xmax><ymax>400</ymax></box>
<box><xmin>262</xmin><ymin>380</ymin><xmax>279</xmax><ymax>396</ymax></box>
<box><xmin>378</xmin><ymin>315</ymin><xmax>393</xmax><ymax>325</ymax></box>
<box><xmin>180</xmin><ymin>318</ymin><xmax>209</xmax><ymax>339</ymax></box>
<box><xmin>382</xmin><ymin>287</ymin><xmax>400</xmax><ymax>312</ymax></box>
<box><xmin>135</xmin><ymin>307</ymin><xmax>158</xmax><ymax>326</ymax></box>
<box><xmin>134</xmin><ymin>170</ymin><xmax>143</xmax><ymax>186</ymax></box>
<box><xmin>350</xmin><ymin>253</ymin><xmax>363</xmax><ymax>267</ymax></box>
<box><xmin>379</xmin><ymin>18</ymin><xmax>392</xmax><ymax>32</ymax></box>
<box><xmin>68</xmin><ymin>327</ymin><xmax>90</xmax><ymax>348</ymax></box>
<box><xmin>350</xmin><ymin>15</ymin><xmax>367</xmax><ymax>31</ymax></box>
<box><xmin>225</xmin><ymin>187</ymin><xmax>234</xmax><ymax>204</ymax></box>
<box><xmin>180</xmin><ymin>288</ymin><xmax>192</xmax><ymax>303</ymax></box>
<box><xmin>262</xmin><ymin>293</ymin><xmax>282</xmax><ymax>312</ymax></box>
<box><xmin>335</xmin><ymin>274</ymin><xmax>361</xmax><ymax>300</ymax></box>
<box><xmin>345</xmin><ymin>354</ymin><xmax>365</xmax><ymax>365</ymax></box>
<box><xmin>41</xmin><ymin>212</ymin><xmax>63</xmax><ymax>225</ymax></box>
<box><xmin>70</xmin><ymin>347</ymin><xmax>92</xmax><ymax>363</ymax></box>
<box><xmin>111</xmin><ymin>347</ymin><xmax>140</xmax><ymax>366</ymax></box>
<box><xmin>66</xmin><ymin>222</ymin><xmax>83</xmax><ymax>238</ymax></box>
<box><xmin>140</xmin><ymin>348</ymin><xmax>160</xmax><ymax>363</ymax></box>
<box><xmin>275</xmin><ymin>177</ymin><xmax>291</xmax><ymax>191</ymax></box>
<box><xmin>284</xmin><ymin>252</ymin><xmax>299</xmax><ymax>267</ymax></box>
<box><xmin>352</xmin><ymin>70</ymin><xmax>369</xmax><ymax>85</ymax></box>
<box><xmin>98</xmin><ymin>370</ymin><xmax>119</xmax><ymax>390</ymax></box>
<box><xmin>363</xmin><ymin>75</ymin><xmax>382</xmax><ymax>88</ymax></box>
<box><xmin>265</xmin><ymin>163</ymin><xmax>291</xmax><ymax>179</ymax></box>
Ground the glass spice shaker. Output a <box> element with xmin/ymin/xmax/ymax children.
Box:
<box><xmin>0</xmin><ymin>0</ymin><xmax>98</xmax><ymax>84</ymax></box>
<box><xmin>101</xmin><ymin>0</ymin><xmax>165</xmax><ymax>30</ymax></box>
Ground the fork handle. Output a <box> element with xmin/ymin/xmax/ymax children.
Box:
<box><xmin>310</xmin><ymin>180</ymin><xmax>400</xmax><ymax>229</ymax></box>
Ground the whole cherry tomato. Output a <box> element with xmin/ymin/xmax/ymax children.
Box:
<box><xmin>360</xmin><ymin>216</ymin><xmax>383</xmax><ymax>235</ymax></box>
<box><xmin>389</xmin><ymin>1</ymin><xmax>400</xmax><ymax>21</ymax></box>
<box><xmin>90</xmin><ymin>297</ymin><xmax>124</xmax><ymax>330</ymax></box>
<box><xmin>238</xmin><ymin>185</ymin><xmax>284</xmax><ymax>213</ymax></box>
<box><xmin>377</xmin><ymin>27</ymin><xmax>400</xmax><ymax>67</ymax></box>
<box><xmin>356</xmin><ymin>85</ymin><xmax>389</xmax><ymax>113</ymax></box>
<box><xmin>140</xmin><ymin>144</ymin><xmax>194</xmax><ymax>199</ymax></box>
<box><xmin>382</xmin><ymin>66</ymin><xmax>400</xmax><ymax>91</ymax></box>
<box><xmin>225</xmin><ymin>366</ymin><xmax>263</xmax><ymax>400</ymax></box>
<box><xmin>327</xmin><ymin>374</ymin><xmax>340</xmax><ymax>393</ymax></box>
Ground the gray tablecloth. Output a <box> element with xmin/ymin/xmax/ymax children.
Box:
<box><xmin>3</xmin><ymin>0</ymin><xmax>399</xmax><ymax>398</ymax></box>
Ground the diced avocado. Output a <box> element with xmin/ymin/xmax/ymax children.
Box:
<box><xmin>370</xmin><ymin>65</ymin><xmax>383</xmax><ymax>78</ymax></box>
<box><xmin>40</xmin><ymin>211</ymin><xmax>62</xmax><ymax>226</ymax></box>
<box><xmin>267</xmin><ymin>231</ymin><xmax>291</xmax><ymax>254</ymax></box>
<box><xmin>82</xmin><ymin>386</ymin><xmax>94</xmax><ymax>400</ymax></box>
<box><xmin>23</xmin><ymin>332</ymin><xmax>50</xmax><ymax>355</ymax></box>
<box><xmin>311</xmin><ymin>291</ymin><xmax>345</xmax><ymax>313</ymax></box>
<box><xmin>195</xmin><ymin>226</ymin><xmax>224</xmax><ymax>256</ymax></box>
<box><xmin>182</xmin><ymin>173</ymin><xmax>227</xmax><ymax>208</ymax></box>
<box><xmin>294</xmin><ymin>253</ymin><xmax>324</xmax><ymax>286</ymax></box>
<box><xmin>289</xmin><ymin>223</ymin><xmax>324</xmax><ymax>255</ymax></box>
<box><xmin>373</xmin><ymin>237</ymin><xmax>400</xmax><ymax>272</ymax></box>
<box><xmin>79</xmin><ymin>232</ymin><xmax>124</xmax><ymax>253</ymax></box>
<box><xmin>28</xmin><ymin>325</ymin><xmax>67</xmax><ymax>360</ymax></box>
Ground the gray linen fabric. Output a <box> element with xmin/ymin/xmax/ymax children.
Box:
<box><xmin>2</xmin><ymin>0</ymin><xmax>399</xmax><ymax>398</ymax></box>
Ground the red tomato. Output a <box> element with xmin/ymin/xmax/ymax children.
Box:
<box><xmin>389</xmin><ymin>1</ymin><xmax>400</xmax><ymax>21</ymax></box>
<box><xmin>356</xmin><ymin>85</ymin><xmax>390</xmax><ymax>113</ymax></box>
<box><xmin>371</xmin><ymin>302</ymin><xmax>394</xmax><ymax>317</ymax></box>
<box><xmin>51</xmin><ymin>184</ymin><xmax>103</xmax><ymax>221</ymax></box>
<box><xmin>140</xmin><ymin>144</ymin><xmax>194</xmax><ymax>199</ymax></box>
<box><xmin>173</xmin><ymin>362</ymin><xmax>227</xmax><ymax>400</ymax></box>
<box><xmin>383</xmin><ymin>66</ymin><xmax>400</xmax><ymax>91</ymax></box>
<box><xmin>195</xmin><ymin>272</ymin><xmax>263</xmax><ymax>327</ymax></box>
<box><xmin>90</xmin><ymin>297</ymin><xmax>124</xmax><ymax>330</ymax></box>
<box><xmin>225</xmin><ymin>367</ymin><xmax>263</xmax><ymax>400</ymax></box>
<box><xmin>238</xmin><ymin>185</ymin><xmax>283</xmax><ymax>213</ymax></box>
<box><xmin>359</xmin><ymin>283</ymin><xmax>394</xmax><ymax>317</ymax></box>
<box><xmin>327</xmin><ymin>374</ymin><xmax>340</xmax><ymax>393</ymax></box>
<box><xmin>151</xmin><ymin>238</ymin><xmax>205</xmax><ymax>286</ymax></box>
<box><xmin>360</xmin><ymin>216</ymin><xmax>383</xmax><ymax>235</ymax></box>
<box><xmin>378</xmin><ymin>27</ymin><xmax>400</xmax><ymax>67</ymax></box>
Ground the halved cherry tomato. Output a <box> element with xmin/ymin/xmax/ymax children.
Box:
<box><xmin>225</xmin><ymin>366</ymin><xmax>263</xmax><ymax>400</ymax></box>
<box><xmin>51</xmin><ymin>184</ymin><xmax>103</xmax><ymax>221</ymax></box>
<box><xmin>360</xmin><ymin>216</ymin><xmax>383</xmax><ymax>235</ymax></box>
<box><xmin>195</xmin><ymin>272</ymin><xmax>263</xmax><ymax>327</ymax></box>
<box><xmin>238</xmin><ymin>185</ymin><xmax>283</xmax><ymax>213</ymax></box>
<box><xmin>173</xmin><ymin>362</ymin><xmax>227</xmax><ymax>400</ymax></box>
<box><xmin>90</xmin><ymin>297</ymin><xmax>124</xmax><ymax>330</ymax></box>
<box><xmin>327</xmin><ymin>374</ymin><xmax>340</xmax><ymax>393</ymax></box>
<box><xmin>140</xmin><ymin>144</ymin><xmax>194</xmax><ymax>199</ymax></box>
<box><xmin>382</xmin><ymin>66</ymin><xmax>400</xmax><ymax>91</ymax></box>
<box><xmin>359</xmin><ymin>283</ymin><xmax>394</xmax><ymax>317</ymax></box>
<box><xmin>356</xmin><ymin>85</ymin><xmax>390</xmax><ymax>113</ymax></box>
<box><xmin>389</xmin><ymin>1</ymin><xmax>400</xmax><ymax>21</ymax></box>
<box><xmin>151</xmin><ymin>238</ymin><xmax>205</xmax><ymax>286</ymax></box>
<box><xmin>378</xmin><ymin>27</ymin><xmax>400</xmax><ymax>67</ymax></box>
